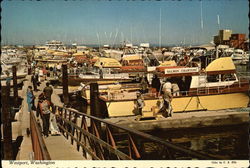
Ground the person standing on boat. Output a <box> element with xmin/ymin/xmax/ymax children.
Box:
<box><xmin>53</xmin><ymin>65</ymin><xmax>57</xmax><ymax>77</ymax></box>
<box><xmin>159</xmin><ymin>89</ymin><xmax>173</xmax><ymax>117</ymax></box>
<box><xmin>151</xmin><ymin>74</ymin><xmax>161</xmax><ymax>96</ymax></box>
<box><xmin>136</xmin><ymin>92</ymin><xmax>145</xmax><ymax>116</ymax></box>
<box><xmin>140</xmin><ymin>76</ymin><xmax>148</xmax><ymax>94</ymax></box>
<box><xmin>56</xmin><ymin>63</ymin><xmax>61</xmax><ymax>74</ymax></box>
<box><xmin>27</xmin><ymin>86</ymin><xmax>35</xmax><ymax>112</ymax></box>
<box><xmin>5</xmin><ymin>71</ymin><xmax>11</xmax><ymax>86</ymax></box>
<box><xmin>99</xmin><ymin>62</ymin><xmax>103</xmax><ymax>79</ymax></box>
<box><xmin>43</xmin><ymin>82</ymin><xmax>53</xmax><ymax>102</ymax></box>
<box><xmin>158</xmin><ymin>79</ymin><xmax>173</xmax><ymax>117</ymax></box>
<box><xmin>162</xmin><ymin>79</ymin><xmax>172</xmax><ymax>93</ymax></box>
<box><xmin>172</xmin><ymin>83</ymin><xmax>180</xmax><ymax>96</ymax></box>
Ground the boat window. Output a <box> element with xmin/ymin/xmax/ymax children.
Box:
<box><xmin>222</xmin><ymin>74</ymin><xmax>236</xmax><ymax>81</ymax></box>
<box><xmin>207</xmin><ymin>75</ymin><xmax>219</xmax><ymax>82</ymax></box>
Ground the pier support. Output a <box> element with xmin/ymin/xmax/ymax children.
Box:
<box><xmin>1</xmin><ymin>86</ymin><xmax>13</xmax><ymax>160</ymax></box>
<box><xmin>62</xmin><ymin>64</ymin><xmax>69</xmax><ymax>106</ymax></box>
<box><xmin>90</xmin><ymin>83</ymin><xmax>104</xmax><ymax>159</ymax></box>
<box><xmin>90</xmin><ymin>83</ymin><xmax>102</xmax><ymax>118</ymax></box>
<box><xmin>12</xmin><ymin>66</ymin><xmax>18</xmax><ymax>107</ymax></box>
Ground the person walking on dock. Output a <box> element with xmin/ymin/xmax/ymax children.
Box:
<box><xmin>26</xmin><ymin>86</ymin><xmax>35</xmax><ymax>112</ymax></box>
<box><xmin>38</xmin><ymin>93</ymin><xmax>53</xmax><ymax>137</ymax></box>
<box><xmin>43</xmin><ymin>82</ymin><xmax>53</xmax><ymax>102</ymax></box>
<box><xmin>31</xmin><ymin>73</ymin><xmax>38</xmax><ymax>91</ymax></box>
<box><xmin>42</xmin><ymin>66</ymin><xmax>47</xmax><ymax>81</ymax></box>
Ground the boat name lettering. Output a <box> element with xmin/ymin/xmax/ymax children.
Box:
<box><xmin>165</xmin><ymin>67</ymin><xmax>199</xmax><ymax>74</ymax></box>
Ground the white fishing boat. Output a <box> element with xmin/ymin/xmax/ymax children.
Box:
<box><xmin>231</xmin><ymin>49</ymin><xmax>248</xmax><ymax>64</ymax></box>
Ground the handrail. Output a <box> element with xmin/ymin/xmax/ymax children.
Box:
<box><xmin>30</xmin><ymin>111</ymin><xmax>51</xmax><ymax>160</ymax></box>
<box><xmin>177</xmin><ymin>80</ymin><xmax>249</xmax><ymax>97</ymax></box>
<box><xmin>55</xmin><ymin>105</ymin><xmax>218</xmax><ymax>160</ymax></box>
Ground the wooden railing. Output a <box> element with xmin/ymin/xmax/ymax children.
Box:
<box><xmin>54</xmin><ymin>105</ymin><xmax>218</xmax><ymax>160</ymax></box>
<box><xmin>30</xmin><ymin>111</ymin><xmax>51</xmax><ymax>160</ymax></box>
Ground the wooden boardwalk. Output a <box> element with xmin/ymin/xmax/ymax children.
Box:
<box><xmin>13</xmin><ymin>75</ymin><xmax>86</xmax><ymax>160</ymax></box>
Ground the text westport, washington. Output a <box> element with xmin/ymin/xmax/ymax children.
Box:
<box><xmin>9</xmin><ymin>160</ymin><xmax>56</xmax><ymax>166</ymax></box>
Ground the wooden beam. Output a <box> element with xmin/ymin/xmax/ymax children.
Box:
<box><xmin>2</xmin><ymin>86</ymin><xmax>13</xmax><ymax>160</ymax></box>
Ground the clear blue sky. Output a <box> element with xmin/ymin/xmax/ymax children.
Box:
<box><xmin>1</xmin><ymin>0</ymin><xmax>249</xmax><ymax>46</ymax></box>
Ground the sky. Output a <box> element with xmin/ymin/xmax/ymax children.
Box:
<box><xmin>1</xmin><ymin>0</ymin><xmax>249</xmax><ymax>46</ymax></box>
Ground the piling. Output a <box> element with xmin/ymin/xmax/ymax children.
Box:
<box><xmin>12</xmin><ymin>66</ymin><xmax>18</xmax><ymax>107</ymax></box>
<box><xmin>2</xmin><ymin>86</ymin><xmax>14</xmax><ymax>160</ymax></box>
<box><xmin>62</xmin><ymin>64</ymin><xmax>69</xmax><ymax>105</ymax></box>
<box><xmin>90</xmin><ymin>83</ymin><xmax>104</xmax><ymax>159</ymax></box>
<box><xmin>90</xmin><ymin>83</ymin><xmax>102</xmax><ymax>118</ymax></box>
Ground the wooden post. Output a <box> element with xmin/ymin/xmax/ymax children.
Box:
<box><xmin>12</xmin><ymin>66</ymin><xmax>18</xmax><ymax>107</ymax></box>
<box><xmin>2</xmin><ymin>86</ymin><xmax>13</xmax><ymax>160</ymax></box>
<box><xmin>90</xmin><ymin>83</ymin><xmax>104</xmax><ymax>159</ymax></box>
<box><xmin>90</xmin><ymin>83</ymin><xmax>102</xmax><ymax>118</ymax></box>
<box><xmin>62</xmin><ymin>64</ymin><xmax>69</xmax><ymax>105</ymax></box>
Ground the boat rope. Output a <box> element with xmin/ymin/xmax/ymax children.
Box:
<box><xmin>182</xmin><ymin>95</ymin><xmax>206</xmax><ymax>112</ymax></box>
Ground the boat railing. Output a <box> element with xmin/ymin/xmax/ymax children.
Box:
<box><xmin>177</xmin><ymin>80</ymin><xmax>249</xmax><ymax>97</ymax></box>
<box><xmin>237</xmin><ymin>72</ymin><xmax>250</xmax><ymax>80</ymax></box>
<box><xmin>54</xmin><ymin>105</ymin><xmax>217</xmax><ymax>160</ymax></box>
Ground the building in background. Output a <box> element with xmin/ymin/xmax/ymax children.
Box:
<box><xmin>213</xmin><ymin>30</ymin><xmax>248</xmax><ymax>51</ymax></box>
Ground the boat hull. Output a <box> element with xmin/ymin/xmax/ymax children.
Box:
<box><xmin>101</xmin><ymin>93</ymin><xmax>249</xmax><ymax>117</ymax></box>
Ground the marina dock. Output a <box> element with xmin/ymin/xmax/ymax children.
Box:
<box><xmin>105</xmin><ymin>108</ymin><xmax>249</xmax><ymax>131</ymax></box>
<box><xmin>11</xmin><ymin>75</ymin><xmax>85</xmax><ymax>160</ymax></box>
<box><xmin>4</xmin><ymin>73</ymin><xmax>248</xmax><ymax>160</ymax></box>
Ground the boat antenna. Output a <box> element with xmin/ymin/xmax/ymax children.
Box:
<box><xmin>130</xmin><ymin>26</ymin><xmax>133</xmax><ymax>45</ymax></box>
<box><xmin>159</xmin><ymin>8</ymin><xmax>162</xmax><ymax>49</ymax></box>
<box><xmin>96</xmin><ymin>32</ymin><xmax>100</xmax><ymax>50</ymax></box>
<box><xmin>200</xmin><ymin>1</ymin><xmax>204</xmax><ymax>30</ymax></box>
<box><xmin>104</xmin><ymin>32</ymin><xmax>109</xmax><ymax>46</ymax></box>
<box><xmin>217</xmin><ymin>14</ymin><xmax>220</xmax><ymax>30</ymax></box>
<box><xmin>112</xmin><ymin>28</ymin><xmax>119</xmax><ymax>48</ymax></box>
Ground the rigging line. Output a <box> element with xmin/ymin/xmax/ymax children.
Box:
<box><xmin>182</xmin><ymin>96</ymin><xmax>193</xmax><ymax>112</ymax></box>
<box><xmin>196</xmin><ymin>95</ymin><xmax>206</xmax><ymax>110</ymax></box>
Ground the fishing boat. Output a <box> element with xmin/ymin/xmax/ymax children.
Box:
<box><xmin>80</xmin><ymin>82</ymin><xmax>141</xmax><ymax>104</ymax></box>
<box><xmin>1</xmin><ymin>60</ymin><xmax>28</xmax><ymax>86</ymax></box>
<box><xmin>65</xmin><ymin>57</ymin><xmax>133</xmax><ymax>86</ymax></box>
<box><xmin>99</xmin><ymin>57</ymin><xmax>249</xmax><ymax>118</ymax></box>
<box><xmin>231</xmin><ymin>49</ymin><xmax>249</xmax><ymax>64</ymax></box>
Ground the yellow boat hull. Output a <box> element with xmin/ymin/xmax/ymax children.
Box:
<box><xmin>105</xmin><ymin>93</ymin><xmax>249</xmax><ymax>117</ymax></box>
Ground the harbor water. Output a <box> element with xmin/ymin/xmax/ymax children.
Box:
<box><xmin>147</xmin><ymin>124</ymin><xmax>249</xmax><ymax>159</ymax></box>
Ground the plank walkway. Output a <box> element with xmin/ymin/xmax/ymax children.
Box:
<box><xmin>13</xmin><ymin>75</ymin><xmax>86</xmax><ymax>160</ymax></box>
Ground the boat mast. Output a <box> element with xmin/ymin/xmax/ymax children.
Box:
<box><xmin>217</xmin><ymin>14</ymin><xmax>221</xmax><ymax>30</ymax></box>
<box><xmin>96</xmin><ymin>32</ymin><xmax>100</xmax><ymax>50</ymax></box>
<box><xmin>159</xmin><ymin>8</ymin><xmax>162</xmax><ymax>49</ymax></box>
<box><xmin>130</xmin><ymin>26</ymin><xmax>133</xmax><ymax>44</ymax></box>
<box><xmin>159</xmin><ymin>8</ymin><xmax>162</xmax><ymax>62</ymax></box>
<box><xmin>200</xmin><ymin>1</ymin><xmax>203</xmax><ymax>30</ymax></box>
